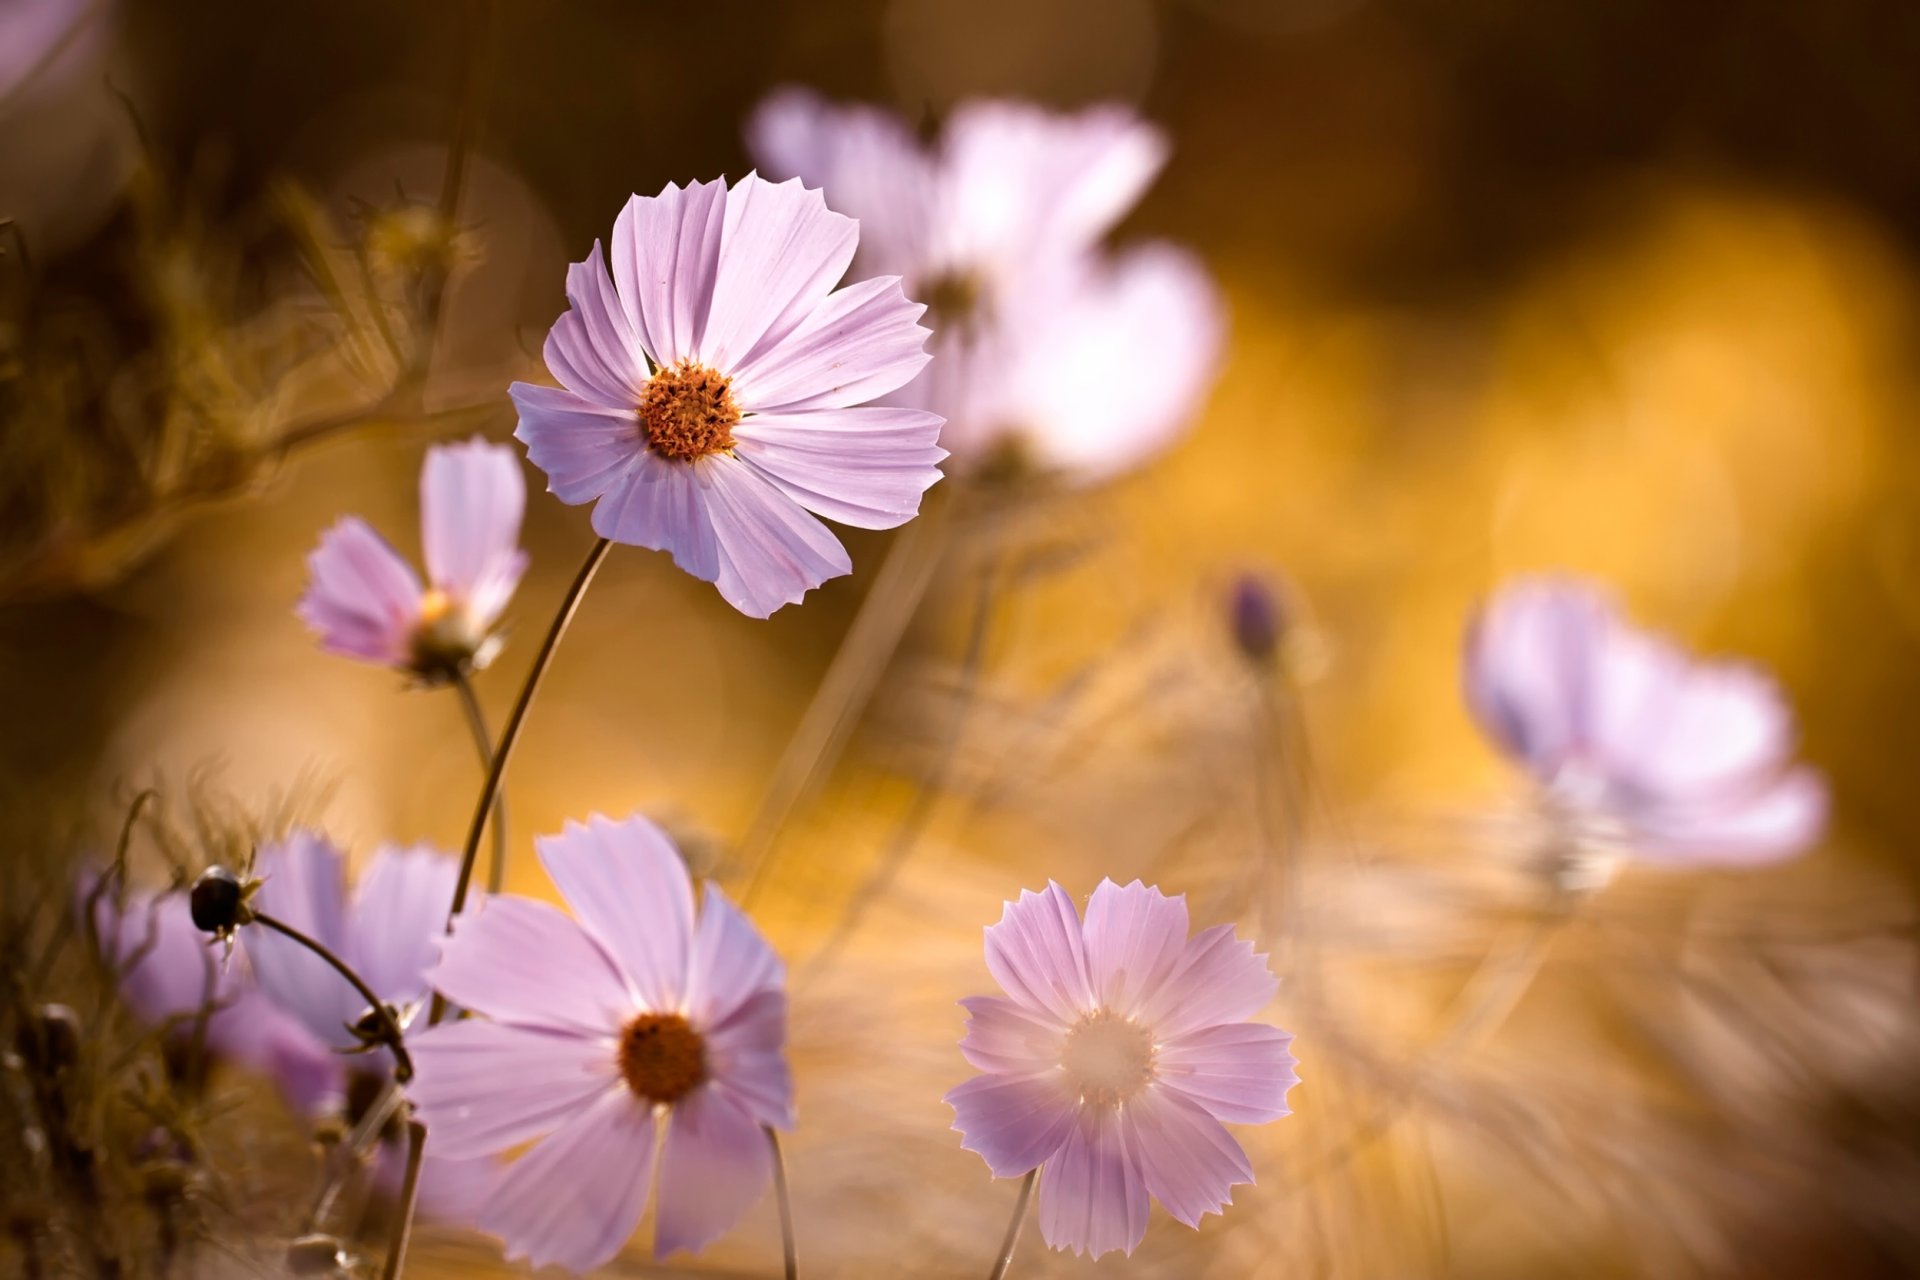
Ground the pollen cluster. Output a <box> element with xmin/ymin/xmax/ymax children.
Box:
<box><xmin>639</xmin><ymin>361</ymin><xmax>741</xmax><ymax>461</ymax></box>
<box><xmin>617</xmin><ymin>1011</ymin><xmax>707</xmax><ymax>1105</ymax></box>
<box><xmin>1060</xmin><ymin>1008</ymin><xmax>1156</xmax><ymax>1108</ymax></box>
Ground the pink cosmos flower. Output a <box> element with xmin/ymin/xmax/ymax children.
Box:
<box><xmin>1464</xmin><ymin>575</ymin><xmax>1828</xmax><ymax>868</ymax></box>
<box><xmin>244</xmin><ymin>832</ymin><xmax>488</xmax><ymax>1223</ymax></box>
<box><xmin>947</xmin><ymin>880</ymin><xmax>1297</xmax><ymax>1259</ymax></box>
<box><xmin>298</xmin><ymin>437</ymin><xmax>527</xmax><ymax>681</ymax></box>
<box><xmin>508</xmin><ymin>174</ymin><xmax>947</xmax><ymax>618</ymax></box>
<box><xmin>749</xmin><ymin>90</ymin><xmax>1223</xmax><ymax>481</ymax></box>
<box><xmin>407</xmin><ymin>812</ymin><xmax>793</xmax><ymax>1273</ymax></box>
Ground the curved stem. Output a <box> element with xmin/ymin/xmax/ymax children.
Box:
<box><xmin>987</xmin><ymin>1169</ymin><xmax>1037</xmax><ymax>1280</ymax></box>
<box><xmin>380</xmin><ymin>1121</ymin><xmax>427</xmax><ymax>1280</ymax></box>
<box><xmin>767</xmin><ymin>1127</ymin><xmax>798</xmax><ymax>1280</ymax></box>
<box><xmin>249</xmin><ymin>911</ymin><xmax>412</xmax><ymax>1083</ymax></box>
<box><xmin>452</xmin><ymin>674</ymin><xmax>510</xmax><ymax>895</ymax></box>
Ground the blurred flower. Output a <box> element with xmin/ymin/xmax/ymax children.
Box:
<box><xmin>1464</xmin><ymin>575</ymin><xmax>1829</xmax><ymax>877</ymax></box>
<box><xmin>510</xmin><ymin>174</ymin><xmax>945</xmax><ymax>618</ymax></box>
<box><xmin>297</xmin><ymin>437</ymin><xmax>527</xmax><ymax>683</ymax></box>
<box><xmin>748</xmin><ymin>89</ymin><xmax>1222</xmax><ymax>482</ymax></box>
<box><xmin>946</xmin><ymin>879</ymin><xmax>1297</xmax><ymax>1258</ymax></box>
<box><xmin>409</xmin><ymin>812</ymin><xmax>793</xmax><ymax>1272</ymax></box>
<box><xmin>0</xmin><ymin>0</ymin><xmax>107</xmax><ymax>104</ymax></box>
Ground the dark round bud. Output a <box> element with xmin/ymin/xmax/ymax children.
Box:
<box><xmin>189</xmin><ymin>866</ymin><xmax>244</xmax><ymax>934</ymax></box>
<box><xmin>1228</xmin><ymin>573</ymin><xmax>1285</xmax><ymax>664</ymax></box>
<box><xmin>287</xmin><ymin>1234</ymin><xmax>351</xmax><ymax>1276</ymax></box>
<box><xmin>15</xmin><ymin>1004</ymin><xmax>81</xmax><ymax>1075</ymax></box>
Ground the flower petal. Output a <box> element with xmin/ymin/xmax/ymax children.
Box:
<box><xmin>1155</xmin><ymin>1022</ymin><xmax>1298</xmax><ymax>1125</ymax></box>
<box><xmin>1080</xmin><ymin>878</ymin><xmax>1190</xmax><ymax>1018</ymax></box>
<box><xmin>684</xmin><ymin>882</ymin><xmax>784</xmax><ymax>1029</ymax></box>
<box><xmin>945</xmin><ymin>1070</ymin><xmax>1078</xmax><ymax>1178</ymax></box>
<box><xmin>544</xmin><ymin>241</ymin><xmax>649</xmax><ymax>410</ymax></box>
<box><xmin>346</xmin><ymin>843</ymin><xmax>458</xmax><ymax>1013</ymax></box>
<box><xmin>732</xmin><ymin>404</ymin><xmax>946</xmax><ymax>531</ymax></box>
<box><xmin>1614</xmin><ymin>655</ymin><xmax>1798</xmax><ymax>799</ymax></box>
<box><xmin>586</xmin><ymin>444</ymin><xmax>721</xmax><ymax>580</ymax></box>
<box><xmin>1134</xmin><ymin>925</ymin><xmax>1276</xmax><ymax>1042</ymax></box>
<box><xmin>730</xmin><ymin>274</ymin><xmax>932</xmax><ymax>412</ymax></box>
<box><xmin>957</xmin><ymin>995</ymin><xmax>1067</xmax><ymax>1076</ymax></box>
<box><xmin>610</xmin><ymin>179</ymin><xmax>727</xmax><ymax>368</ymax></box>
<box><xmin>420</xmin><ymin>437</ymin><xmax>527</xmax><ymax>630</ymax></box>
<box><xmin>536</xmin><ymin>813</ymin><xmax>695</xmax><ymax>1012</ymax></box>
<box><xmin>704</xmin><ymin>987</ymin><xmax>794</xmax><ymax>1129</ymax></box>
<box><xmin>480</xmin><ymin>1085</ymin><xmax>656</xmax><ymax>1274</ymax></box>
<box><xmin>1463</xmin><ymin>577</ymin><xmax>1617</xmax><ymax>777</ymax></box>
<box><xmin>430</xmin><ymin>895</ymin><xmax>634</xmax><ymax>1036</ymax></box>
<box><xmin>983</xmin><ymin>883</ymin><xmax>1096</xmax><ymax>1026</ymax></box>
<box><xmin>1632</xmin><ymin>765</ymin><xmax>1829</xmax><ymax>867</ymax></box>
<box><xmin>407</xmin><ymin>1018</ymin><xmax>621</xmax><ymax>1160</ymax></box>
<box><xmin>652</xmin><ymin>1083</ymin><xmax>773</xmax><ymax>1260</ymax></box>
<box><xmin>296</xmin><ymin>517</ymin><xmax>424</xmax><ymax>667</ymax></box>
<box><xmin>698</xmin><ymin>173</ymin><xmax>858</xmax><ymax>373</ymax></box>
<box><xmin>1036</xmin><ymin>1105</ymin><xmax>1149</xmax><ymax>1259</ymax></box>
<box><xmin>510</xmin><ymin>382</ymin><xmax>643</xmax><ymax>507</ymax></box>
<box><xmin>246</xmin><ymin>832</ymin><xmax>360</xmax><ymax>1050</ymax></box>
<box><xmin>698</xmin><ymin>452</ymin><xmax>852</xmax><ymax>618</ymax></box>
<box><xmin>1123</xmin><ymin>1085</ymin><xmax>1255</xmax><ymax>1229</ymax></box>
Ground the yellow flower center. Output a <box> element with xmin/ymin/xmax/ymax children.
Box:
<box><xmin>1060</xmin><ymin>1008</ymin><xmax>1155</xmax><ymax>1108</ymax></box>
<box><xmin>617</xmin><ymin>1012</ymin><xmax>707</xmax><ymax>1105</ymax></box>
<box><xmin>639</xmin><ymin>361</ymin><xmax>741</xmax><ymax>462</ymax></box>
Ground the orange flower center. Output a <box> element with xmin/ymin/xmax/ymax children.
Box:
<box><xmin>1060</xmin><ymin>1008</ymin><xmax>1155</xmax><ymax>1108</ymax></box>
<box><xmin>617</xmin><ymin>1012</ymin><xmax>707</xmax><ymax>1105</ymax></box>
<box><xmin>639</xmin><ymin>361</ymin><xmax>741</xmax><ymax>462</ymax></box>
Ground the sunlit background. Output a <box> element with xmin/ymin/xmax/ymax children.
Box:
<box><xmin>4</xmin><ymin>1</ymin><xmax>1919</xmax><ymax>1276</ymax></box>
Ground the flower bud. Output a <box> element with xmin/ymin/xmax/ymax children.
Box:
<box><xmin>1228</xmin><ymin>572</ymin><xmax>1285</xmax><ymax>665</ymax></box>
<box><xmin>188</xmin><ymin>866</ymin><xmax>247</xmax><ymax>935</ymax></box>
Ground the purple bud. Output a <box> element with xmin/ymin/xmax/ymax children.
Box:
<box><xmin>188</xmin><ymin>867</ymin><xmax>244</xmax><ymax>934</ymax></box>
<box><xmin>1229</xmin><ymin>573</ymin><xmax>1285</xmax><ymax>664</ymax></box>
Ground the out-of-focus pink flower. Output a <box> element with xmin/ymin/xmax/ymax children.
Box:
<box><xmin>1464</xmin><ymin>575</ymin><xmax>1829</xmax><ymax>869</ymax></box>
<box><xmin>408</xmin><ymin>813</ymin><xmax>793</xmax><ymax>1273</ymax></box>
<box><xmin>946</xmin><ymin>880</ymin><xmax>1297</xmax><ymax>1259</ymax></box>
<box><xmin>509</xmin><ymin>174</ymin><xmax>945</xmax><ymax>618</ymax></box>
<box><xmin>244</xmin><ymin>832</ymin><xmax>486</xmax><ymax>1224</ymax></box>
<box><xmin>749</xmin><ymin>89</ymin><xmax>1223</xmax><ymax>482</ymax></box>
<box><xmin>298</xmin><ymin>437</ymin><xmax>527</xmax><ymax>681</ymax></box>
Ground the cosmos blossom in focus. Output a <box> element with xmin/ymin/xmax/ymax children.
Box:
<box><xmin>298</xmin><ymin>437</ymin><xmax>527</xmax><ymax>683</ymax></box>
<box><xmin>1464</xmin><ymin>575</ymin><xmax>1829</xmax><ymax>873</ymax></box>
<box><xmin>749</xmin><ymin>89</ymin><xmax>1223</xmax><ymax>482</ymax></box>
<box><xmin>509</xmin><ymin>174</ymin><xmax>946</xmax><ymax>618</ymax></box>
<box><xmin>947</xmin><ymin>880</ymin><xmax>1297</xmax><ymax>1259</ymax></box>
<box><xmin>244</xmin><ymin>832</ymin><xmax>491</xmax><ymax>1223</ymax></box>
<box><xmin>407</xmin><ymin>813</ymin><xmax>794</xmax><ymax>1272</ymax></box>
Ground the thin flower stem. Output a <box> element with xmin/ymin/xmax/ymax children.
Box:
<box><xmin>435</xmin><ymin>535</ymin><xmax>611</xmax><ymax>993</ymax></box>
<box><xmin>380</xmin><ymin>1120</ymin><xmax>428</xmax><ymax>1280</ymax></box>
<box><xmin>766</xmin><ymin>1127</ymin><xmax>798</xmax><ymax>1280</ymax></box>
<box><xmin>249</xmin><ymin>911</ymin><xmax>412</xmax><ymax>1083</ymax></box>
<box><xmin>987</xmin><ymin>1169</ymin><xmax>1037</xmax><ymax>1280</ymax></box>
<box><xmin>452</xmin><ymin>674</ymin><xmax>510</xmax><ymax>895</ymax></box>
<box><xmin>737</xmin><ymin>490</ymin><xmax>958</xmax><ymax>910</ymax></box>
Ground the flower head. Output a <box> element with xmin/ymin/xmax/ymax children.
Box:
<box><xmin>946</xmin><ymin>880</ymin><xmax>1297</xmax><ymax>1259</ymax></box>
<box><xmin>749</xmin><ymin>91</ymin><xmax>1222</xmax><ymax>482</ymax></box>
<box><xmin>509</xmin><ymin>174</ymin><xmax>947</xmax><ymax>618</ymax></box>
<box><xmin>407</xmin><ymin>812</ymin><xmax>793</xmax><ymax>1273</ymax></box>
<box><xmin>298</xmin><ymin>437</ymin><xmax>527</xmax><ymax>682</ymax></box>
<box><xmin>1465</xmin><ymin>575</ymin><xmax>1829</xmax><ymax>874</ymax></box>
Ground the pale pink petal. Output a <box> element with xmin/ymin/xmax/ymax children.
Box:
<box><xmin>1617</xmin><ymin>659</ymin><xmax>1797</xmax><ymax>799</ymax></box>
<box><xmin>1155</xmin><ymin>1022</ymin><xmax>1298</xmax><ymax>1125</ymax></box>
<box><xmin>1632</xmin><ymin>766</ymin><xmax>1828</xmax><ymax>867</ymax></box>
<box><xmin>247</xmin><ymin>998</ymin><xmax>344</xmax><ymax>1115</ymax></box>
<box><xmin>509</xmin><ymin>382</ymin><xmax>643</xmax><ymax>507</ymax></box>
<box><xmin>346</xmin><ymin>843</ymin><xmax>459</xmax><ymax>1013</ymax></box>
<box><xmin>544</xmin><ymin>242</ymin><xmax>649</xmax><ymax>410</ymax></box>
<box><xmin>1463</xmin><ymin>577</ymin><xmax>1617</xmax><ymax>777</ymax></box>
<box><xmin>536</xmin><ymin>814</ymin><xmax>695</xmax><ymax>1012</ymax></box>
<box><xmin>732</xmin><ymin>405</ymin><xmax>946</xmax><ymax>530</ymax></box>
<box><xmin>982</xmin><ymin>883</ymin><xmax>1096</xmax><ymax>1026</ymax></box>
<box><xmin>698</xmin><ymin>453</ymin><xmax>852</xmax><ymax>618</ymax></box>
<box><xmin>407</xmin><ymin>1018</ymin><xmax>621</xmax><ymax>1160</ymax></box>
<box><xmin>1134</xmin><ymin>925</ymin><xmax>1276</xmax><ymax>1041</ymax></box>
<box><xmin>481</xmin><ymin>1085</ymin><xmax>656</xmax><ymax>1274</ymax></box>
<box><xmin>87</xmin><ymin>882</ymin><xmax>232</xmax><ymax>1025</ymax></box>
<box><xmin>945</xmin><ymin>1071</ymin><xmax>1079</xmax><ymax>1178</ymax></box>
<box><xmin>373</xmin><ymin>1150</ymin><xmax>494</xmax><ymax>1228</ymax></box>
<box><xmin>296</xmin><ymin>517</ymin><xmax>424</xmax><ymax>666</ymax></box>
<box><xmin>704</xmin><ymin>988</ymin><xmax>794</xmax><ymax>1130</ymax></box>
<box><xmin>697</xmin><ymin>174</ymin><xmax>858</xmax><ymax>373</ymax></box>
<box><xmin>420</xmin><ymin>438</ymin><xmax>527</xmax><ymax>630</ymax></box>
<box><xmin>430</xmin><ymin>895</ymin><xmax>634</xmax><ymax>1036</ymax></box>
<box><xmin>587</xmin><ymin>445</ymin><xmax>721</xmax><ymax>580</ymax></box>
<box><xmin>957</xmin><ymin>995</ymin><xmax>1068</xmax><ymax>1076</ymax></box>
<box><xmin>1080</xmin><ymin>879</ymin><xmax>1190</xmax><ymax>1018</ymax></box>
<box><xmin>1036</xmin><ymin>1105</ymin><xmax>1149</xmax><ymax>1258</ymax></box>
<box><xmin>729</xmin><ymin>275</ymin><xmax>933</xmax><ymax>412</ymax></box>
<box><xmin>246</xmin><ymin>832</ymin><xmax>361</xmax><ymax>1049</ymax></box>
<box><xmin>1123</xmin><ymin>1085</ymin><xmax>1255</xmax><ymax>1228</ymax></box>
<box><xmin>684</xmin><ymin>882</ymin><xmax>784</xmax><ymax>1028</ymax></box>
<box><xmin>1583</xmin><ymin>625</ymin><xmax>1688</xmax><ymax>774</ymax></box>
<box><xmin>652</xmin><ymin>1084</ymin><xmax>773</xmax><ymax>1259</ymax></box>
<box><xmin>610</xmin><ymin>179</ymin><xmax>727</xmax><ymax>367</ymax></box>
